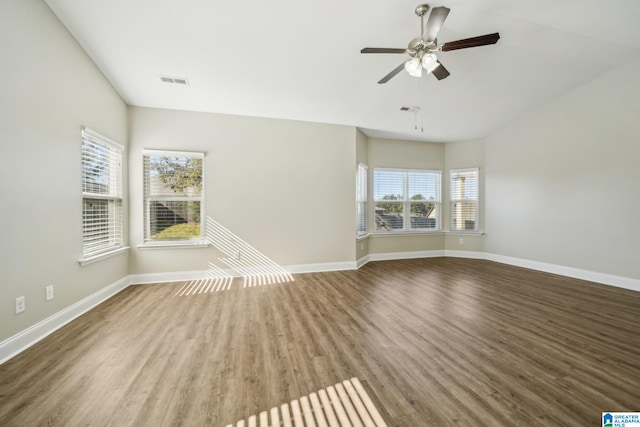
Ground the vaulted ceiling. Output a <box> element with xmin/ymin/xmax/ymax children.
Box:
<box><xmin>44</xmin><ymin>0</ymin><xmax>640</xmax><ymax>142</ymax></box>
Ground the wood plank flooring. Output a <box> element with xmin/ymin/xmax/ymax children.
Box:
<box><xmin>1</xmin><ymin>258</ymin><xmax>639</xmax><ymax>426</ymax></box>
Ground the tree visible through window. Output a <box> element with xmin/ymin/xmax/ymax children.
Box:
<box><xmin>143</xmin><ymin>150</ymin><xmax>204</xmax><ymax>242</ymax></box>
<box><xmin>373</xmin><ymin>169</ymin><xmax>441</xmax><ymax>232</ymax></box>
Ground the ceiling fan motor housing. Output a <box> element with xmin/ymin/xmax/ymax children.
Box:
<box><xmin>408</xmin><ymin>37</ymin><xmax>438</xmax><ymax>58</ymax></box>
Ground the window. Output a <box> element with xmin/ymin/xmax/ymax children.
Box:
<box><xmin>356</xmin><ymin>163</ymin><xmax>368</xmax><ymax>236</ymax></box>
<box><xmin>373</xmin><ymin>169</ymin><xmax>441</xmax><ymax>232</ymax></box>
<box><xmin>450</xmin><ymin>168</ymin><xmax>479</xmax><ymax>232</ymax></box>
<box><xmin>81</xmin><ymin>127</ymin><xmax>124</xmax><ymax>259</ymax></box>
<box><xmin>143</xmin><ymin>150</ymin><xmax>204</xmax><ymax>243</ymax></box>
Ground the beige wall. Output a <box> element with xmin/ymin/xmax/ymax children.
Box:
<box><xmin>128</xmin><ymin>107</ymin><xmax>357</xmax><ymax>274</ymax></box>
<box><xmin>355</xmin><ymin>129</ymin><xmax>369</xmax><ymax>261</ymax></box>
<box><xmin>444</xmin><ymin>140</ymin><xmax>485</xmax><ymax>251</ymax></box>
<box><xmin>355</xmin><ymin>128</ymin><xmax>368</xmax><ymax>165</ymax></box>
<box><xmin>484</xmin><ymin>58</ymin><xmax>640</xmax><ymax>280</ymax></box>
<box><xmin>368</xmin><ymin>137</ymin><xmax>445</xmax><ymax>171</ymax></box>
<box><xmin>0</xmin><ymin>0</ymin><xmax>128</xmax><ymax>341</ymax></box>
<box><xmin>369</xmin><ymin>234</ymin><xmax>445</xmax><ymax>254</ymax></box>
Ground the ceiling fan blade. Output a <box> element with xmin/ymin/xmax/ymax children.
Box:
<box><xmin>431</xmin><ymin>61</ymin><xmax>450</xmax><ymax>80</ymax></box>
<box><xmin>424</xmin><ymin>6</ymin><xmax>450</xmax><ymax>42</ymax></box>
<box><xmin>441</xmin><ymin>33</ymin><xmax>500</xmax><ymax>51</ymax></box>
<box><xmin>377</xmin><ymin>62</ymin><xmax>406</xmax><ymax>84</ymax></box>
<box><xmin>361</xmin><ymin>48</ymin><xmax>406</xmax><ymax>54</ymax></box>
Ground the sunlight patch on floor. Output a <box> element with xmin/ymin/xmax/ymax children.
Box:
<box><xmin>227</xmin><ymin>377</ymin><xmax>387</xmax><ymax>427</ymax></box>
<box><xmin>175</xmin><ymin>263</ymin><xmax>234</xmax><ymax>295</ymax></box>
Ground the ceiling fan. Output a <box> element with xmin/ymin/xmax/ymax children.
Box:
<box><xmin>361</xmin><ymin>4</ymin><xmax>500</xmax><ymax>84</ymax></box>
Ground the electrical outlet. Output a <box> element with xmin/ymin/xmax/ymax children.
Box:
<box><xmin>46</xmin><ymin>285</ymin><xmax>54</xmax><ymax>301</ymax></box>
<box><xmin>15</xmin><ymin>296</ymin><xmax>25</xmax><ymax>314</ymax></box>
<box><xmin>459</xmin><ymin>238</ymin><xmax>464</xmax><ymax>245</ymax></box>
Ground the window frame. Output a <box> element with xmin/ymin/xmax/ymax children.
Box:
<box><xmin>142</xmin><ymin>149</ymin><xmax>205</xmax><ymax>247</ymax></box>
<box><xmin>449</xmin><ymin>167</ymin><xmax>480</xmax><ymax>233</ymax></box>
<box><xmin>80</xmin><ymin>127</ymin><xmax>126</xmax><ymax>264</ymax></box>
<box><xmin>356</xmin><ymin>163</ymin><xmax>368</xmax><ymax>237</ymax></box>
<box><xmin>373</xmin><ymin>168</ymin><xmax>442</xmax><ymax>233</ymax></box>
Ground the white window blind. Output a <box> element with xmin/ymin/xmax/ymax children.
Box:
<box><xmin>450</xmin><ymin>168</ymin><xmax>479</xmax><ymax>231</ymax></box>
<box><xmin>143</xmin><ymin>150</ymin><xmax>204</xmax><ymax>242</ymax></box>
<box><xmin>81</xmin><ymin>127</ymin><xmax>124</xmax><ymax>258</ymax></box>
<box><xmin>373</xmin><ymin>169</ymin><xmax>441</xmax><ymax>232</ymax></box>
<box><xmin>356</xmin><ymin>163</ymin><xmax>368</xmax><ymax>236</ymax></box>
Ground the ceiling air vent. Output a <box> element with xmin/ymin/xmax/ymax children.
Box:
<box><xmin>160</xmin><ymin>75</ymin><xmax>190</xmax><ymax>86</ymax></box>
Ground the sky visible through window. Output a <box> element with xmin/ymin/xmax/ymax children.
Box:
<box><xmin>82</xmin><ymin>140</ymin><xmax>112</xmax><ymax>193</ymax></box>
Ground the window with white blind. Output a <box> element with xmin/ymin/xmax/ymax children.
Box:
<box><xmin>450</xmin><ymin>168</ymin><xmax>479</xmax><ymax>232</ymax></box>
<box><xmin>81</xmin><ymin>127</ymin><xmax>124</xmax><ymax>259</ymax></box>
<box><xmin>356</xmin><ymin>163</ymin><xmax>368</xmax><ymax>236</ymax></box>
<box><xmin>373</xmin><ymin>169</ymin><xmax>441</xmax><ymax>232</ymax></box>
<box><xmin>143</xmin><ymin>150</ymin><xmax>204</xmax><ymax>244</ymax></box>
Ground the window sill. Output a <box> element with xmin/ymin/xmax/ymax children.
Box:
<box><xmin>138</xmin><ymin>241</ymin><xmax>209</xmax><ymax>250</ymax></box>
<box><xmin>371</xmin><ymin>231</ymin><xmax>444</xmax><ymax>237</ymax></box>
<box><xmin>445</xmin><ymin>230</ymin><xmax>485</xmax><ymax>236</ymax></box>
<box><xmin>356</xmin><ymin>233</ymin><xmax>371</xmax><ymax>240</ymax></box>
<box><xmin>79</xmin><ymin>246</ymin><xmax>129</xmax><ymax>266</ymax></box>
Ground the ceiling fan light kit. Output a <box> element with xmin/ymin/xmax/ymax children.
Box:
<box><xmin>421</xmin><ymin>53</ymin><xmax>439</xmax><ymax>72</ymax></box>
<box><xmin>361</xmin><ymin>4</ymin><xmax>500</xmax><ymax>84</ymax></box>
<box><xmin>404</xmin><ymin>58</ymin><xmax>423</xmax><ymax>77</ymax></box>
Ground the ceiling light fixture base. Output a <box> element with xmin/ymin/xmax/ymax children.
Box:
<box><xmin>414</xmin><ymin>4</ymin><xmax>430</xmax><ymax>17</ymax></box>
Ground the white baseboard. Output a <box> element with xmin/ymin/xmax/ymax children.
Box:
<box><xmin>129</xmin><ymin>261</ymin><xmax>360</xmax><ymax>285</ymax></box>
<box><xmin>484</xmin><ymin>253</ymin><xmax>640</xmax><ymax>293</ymax></box>
<box><xmin>0</xmin><ymin>275</ymin><xmax>130</xmax><ymax>365</ymax></box>
<box><xmin>366</xmin><ymin>249</ymin><xmax>640</xmax><ymax>292</ymax></box>
<box><xmin>356</xmin><ymin>255</ymin><xmax>370</xmax><ymax>269</ymax></box>
<box><xmin>129</xmin><ymin>269</ymin><xmax>208</xmax><ymax>285</ymax></box>
<box><xmin>444</xmin><ymin>249</ymin><xmax>487</xmax><ymax>259</ymax></box>
<box><xmin>284</xmin><ymin>261</ymin><xmax>358</xmax><ymax>274</ymax></box>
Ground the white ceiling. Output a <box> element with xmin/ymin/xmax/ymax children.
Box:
<box><xmin>44</xmin><ymin>0</ymin><xmax>640</xmax><ymax>142</ymax></box>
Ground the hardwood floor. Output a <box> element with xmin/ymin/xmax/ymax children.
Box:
<box><xmin>1</xmin><ymin>258</ymin><xmax>639</xmax><ymax>426</ymax></box>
